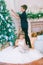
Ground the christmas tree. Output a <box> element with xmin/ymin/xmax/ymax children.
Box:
<box><xmin>0</xmin><ymin>0</ymin><xmax>17</xmax><ymax>47</ymax></box>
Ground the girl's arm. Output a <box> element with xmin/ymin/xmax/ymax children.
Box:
<box><xmin>11</xmin><ymin>9</ymin><xmax>20</xmax><ymax>19</ymax></box>
<box><xmin>15</xmin><ymin>39</ymin><xmax>19</xmax><ymax>47</ymax></box>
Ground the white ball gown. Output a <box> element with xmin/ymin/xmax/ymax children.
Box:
<box><xmin>0</xmin><ymin>39</ymin><xmax>43</xmax><ymax>64</ymax></box>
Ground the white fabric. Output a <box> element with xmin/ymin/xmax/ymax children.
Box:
<box><xmin>0</xmin><ymin>46</ymin><xmax>43</xmax><ymax>64</ymax></box>
<box><xmin>18</xmin><ymin>39</ymin><xmax>27</xmax><ymax>53</ymax></box>
<box><xmin>34</xmin><ymin>35</ymin><xmax>43</xmax><ymax>53</ymax></box>
<box><xmin>0</xmin><ymin>38</ymin><xmax>43</xmax><ymax>64</ymax></box>
<box><xmin>18</xmin><ymin>39</ymin><xmax>25</xmax><ymax>46</ymax></box>
<box><xmin>37</xmin><ymin>35</ymin><xmax>43</xmax><ymax>40</ymax></box>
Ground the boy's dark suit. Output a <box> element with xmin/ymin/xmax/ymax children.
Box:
<box><xmin>19</xmin><ymin>11</ymin><xmax>32</xmax><ymax>48</ymax></box>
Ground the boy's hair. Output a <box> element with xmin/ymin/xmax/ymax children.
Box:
<box><xmin>18</xmin><ymin>31</ymin><xmax>25</xmax><ymax>39</ymax></box>
<box><xmin>21</xmin><ymin>4</ymin><xmax>28</xmax><ymax>11</ymax></box>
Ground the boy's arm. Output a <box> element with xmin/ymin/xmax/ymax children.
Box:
<box><xmin>11</xmin><ymin>9</ymin><xmax>20</xmax><ymax>19</ymax></box>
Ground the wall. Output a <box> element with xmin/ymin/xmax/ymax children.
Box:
<box><xmin>13</xmin><ymin>0</ymin><xmax>43</xmax><ymax>13</ymax></box>
<box><xmin>5</xmin><ymin>0</ymin><xmax>43</xmax><ymax>34</ymax></box>
<box><xmin>5</xmin><ymin>0</ymin><xmax>43</xmax><ymax>12</ymax></box>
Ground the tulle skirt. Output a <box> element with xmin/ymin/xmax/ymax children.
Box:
<box><xmin>0</xmin><ymin>46</ymin><xmax>43</xmax><ymax>64</ymax></box>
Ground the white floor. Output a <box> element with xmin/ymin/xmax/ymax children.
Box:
<box><xmin>0</xmin><ymin>46</ymin><xmax>43</xmax><ymax>64</ymax></box>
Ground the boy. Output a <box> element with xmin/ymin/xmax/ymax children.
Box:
<box><xmin>11</xmin><ymin>4</ymin><xmax>32</xmax><ymax>48</ymax></box>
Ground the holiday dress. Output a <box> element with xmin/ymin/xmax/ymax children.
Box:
<box><xmin>0</xmin><ymin>39</ymin><xmax>43</xmax><ymax>64</ymax></box>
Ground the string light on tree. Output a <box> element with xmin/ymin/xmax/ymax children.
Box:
<box><xmin>1</xmin><ymin>6</ymin><xmax>3</xmax><ymax>10</ymax></box>
<box><xmin>8</xmin><ymin>29</ymin><xmax>11</xmax><ymax>32</ymax></box>
<box><xmin>6</xmin><ymin>16</ymin><xmax>9</xmax><ymax>20</ymax></box>
<box><xmin>7</xmin><ymin>24</ymin><xmax>10</xmax><ymax>27</ymax></box>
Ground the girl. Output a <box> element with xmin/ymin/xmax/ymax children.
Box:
<box><xmin>15</xmin><ymin>31</ymin><xmax>29</xmax><ymax>53</ymax></box>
